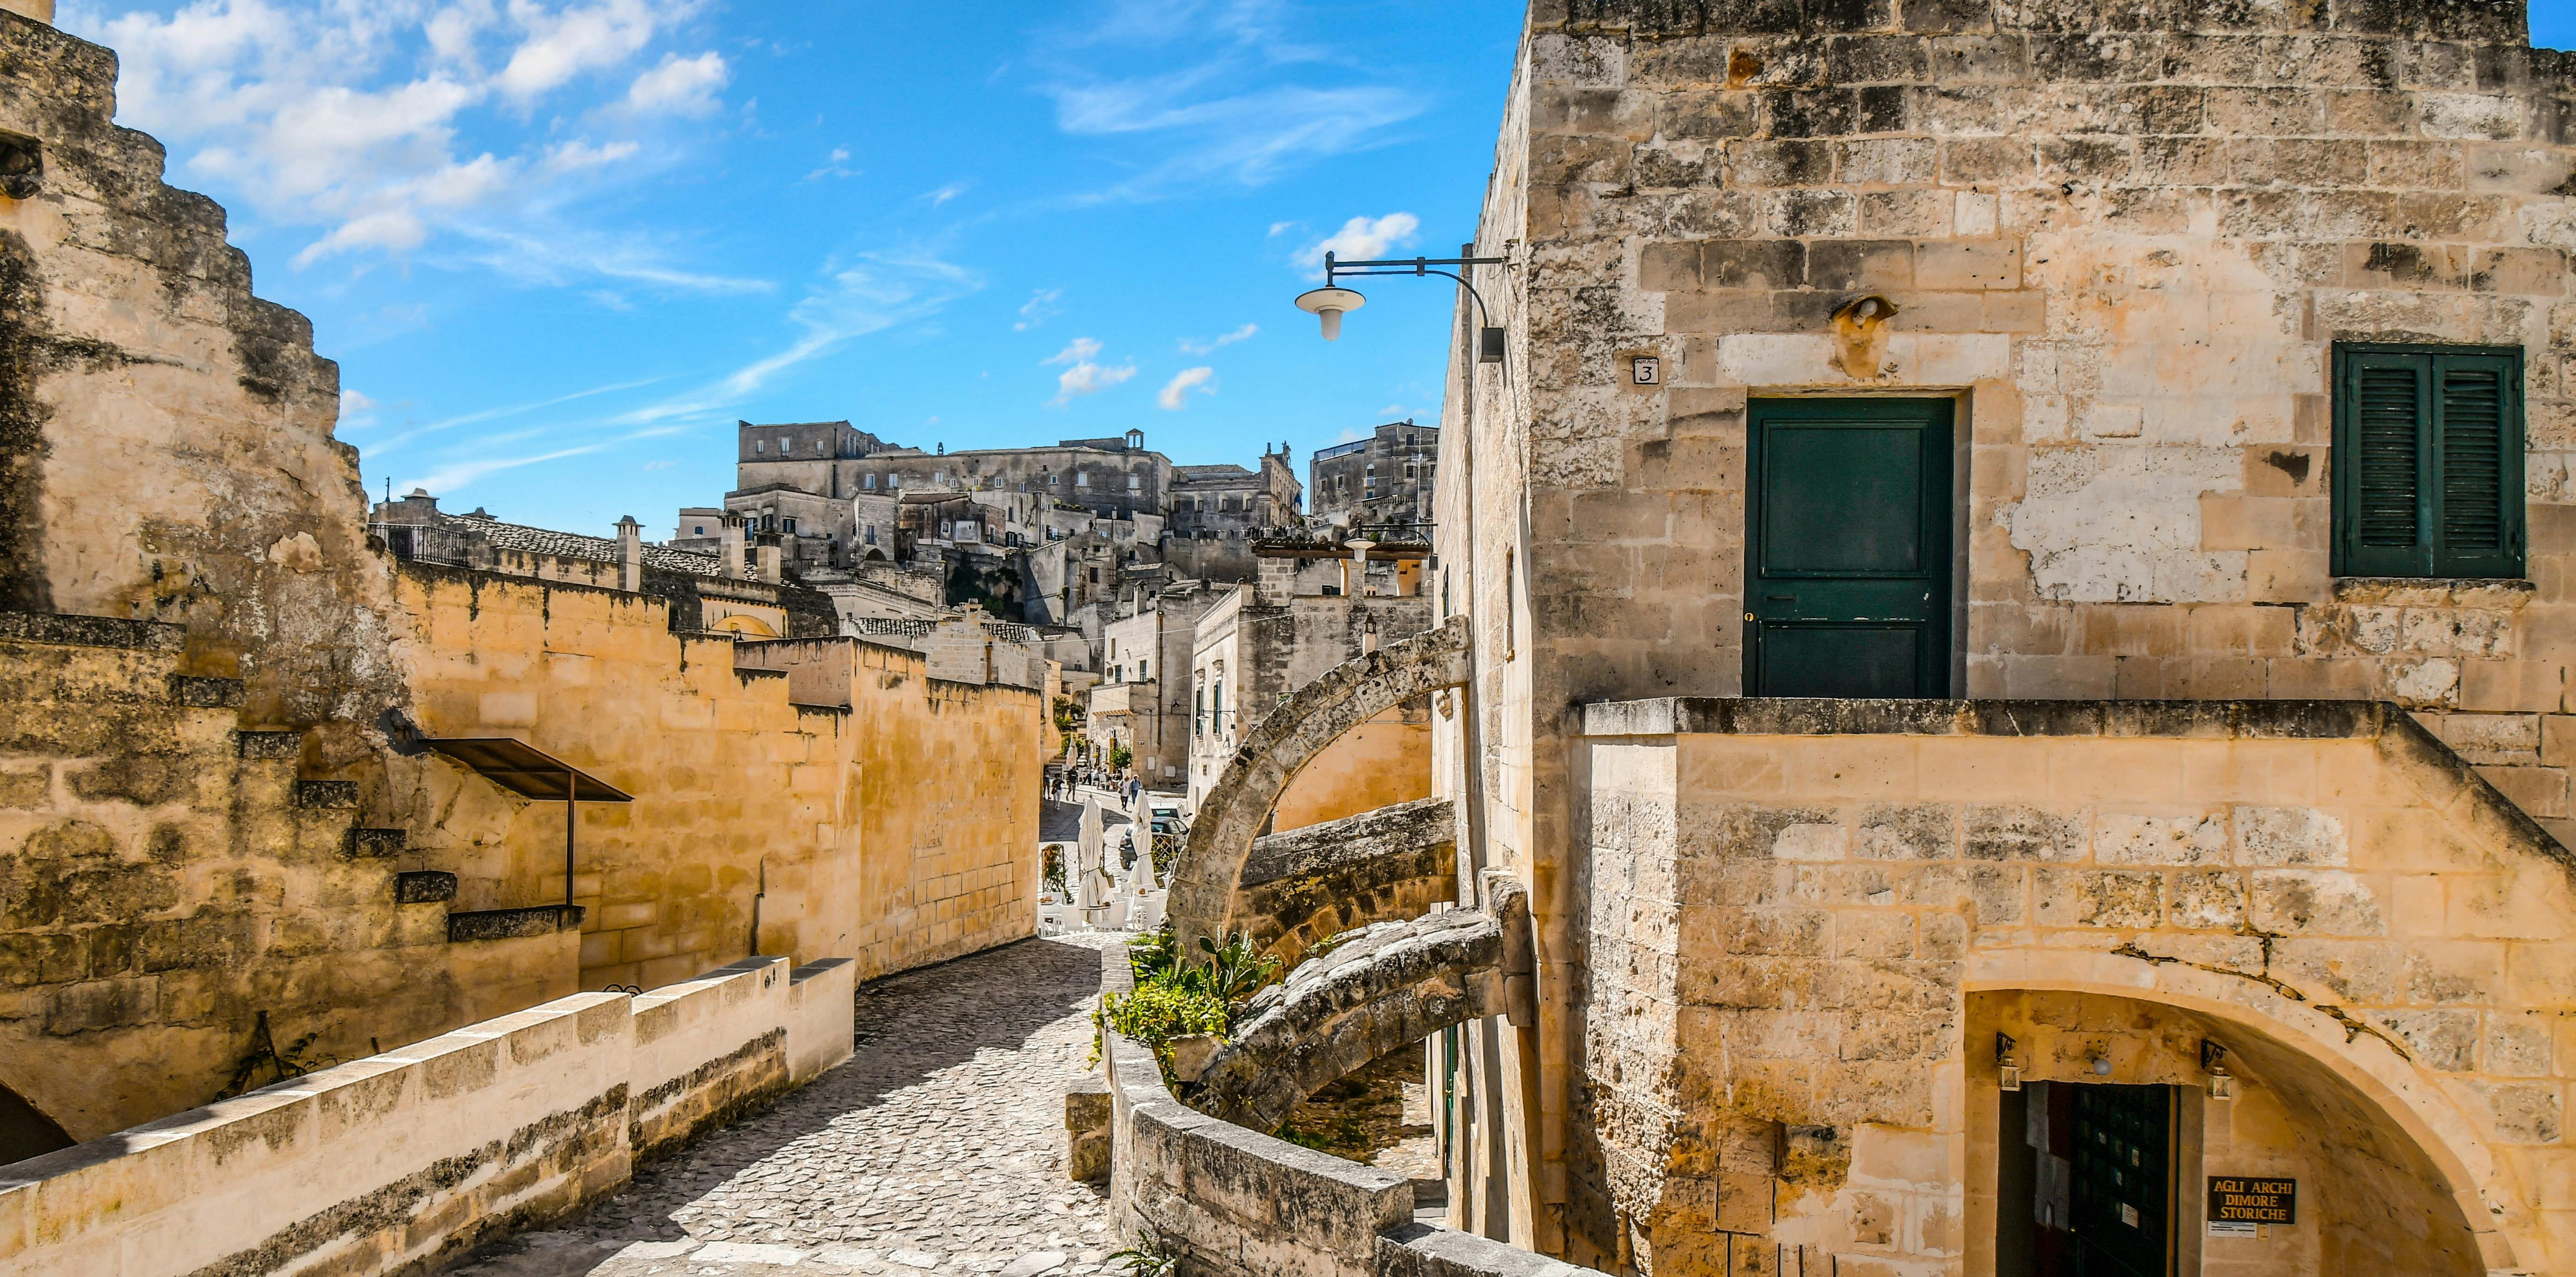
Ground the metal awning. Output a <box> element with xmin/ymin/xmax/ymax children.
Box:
<box><xmin>421</xmin><ymin>738</ymin><xmax>634</xmax><ymax>802</ymax></box>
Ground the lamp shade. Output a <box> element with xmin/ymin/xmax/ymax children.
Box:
<box><xmin>1294</xmin><ymin>286</ymin><xmax>1367</xmax><ymax>341</ymax></box>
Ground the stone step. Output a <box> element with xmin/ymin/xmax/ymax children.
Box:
<box><xmin>235</xmin><ymin>731</ymin><xmax>301</xmax><ymax>760</ymax></box>
<box><xmin>344</xmin><ymin>828</ymin><xmax>406</xmax><ymax>858</ymax></box>
<box><xmin>395</xmin><ymin>871</ymin><xmax>457</xmax><ymax>904</ymax></box>
<box><xmin>446</xmin><ymin>904</ymin><xmax>583</xmax><ymax>942</ymax></box>
<box><xmin>291</xmin><ymin>780</ymin><xmax>359</xmax><ymax>810</ymax></box>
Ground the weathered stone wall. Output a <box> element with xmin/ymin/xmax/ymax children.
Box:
<box><xmin>1578</xmin><ymin>696</ymin><xmax>2576</xmax><ymax>1275</ymax></box>
<box><xmin>1239</xmin><ymin>797</ymin><xmax>1459</xmax><ymax>965</ymax></box>
<box><xmin>0</xmin><ymin>11</ymin><xmax>409</xmax><ymax>745</ymax></box>
<box><xmin>1435</xmin><ymin>0</ymin><xmax>2576</xmax><ymax>1250</ymax></box>
<box><xmin>0</xmin><ymin>953</ymin><xmax>854</xmax><ymax>1277</ymax></box>
<box><xmin>0</xmin><ymin>613</ymin><xmax>571</xmax><ymax>1142</ymax></box>
<box><xmin>1092</xmin><ymin>944</ymin><xmax>1584</xmax><ymax>1277</ymax></box>
<box><xmin>395</xmin><ymin>568</ymin><xmax>1042</xmax><ymax>989</ymax></box>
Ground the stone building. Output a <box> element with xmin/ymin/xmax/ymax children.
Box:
<box><xmin>1309</xmin><ymin>420</ymin><xmax>1440</xmax><ymax>528</ymax></box>
<box><xmin>1149</xmin><ymin>4</ymin><xmax>2576</xmax><ymax>1277</ymax></box>
<box><xmin>1165</xmin><ymin>446</ymin><xmax>1307</xmax><ymax>580</ymax></box>
<box><xmin>0</xmin><ymin>6</ymin><xmax>1044</xmax><ymax>1165</ymax></box>
<box><xmin>1090</xmin><ymin>581</ymin><xmax>1231</xmax><ymax>787</ymax></box>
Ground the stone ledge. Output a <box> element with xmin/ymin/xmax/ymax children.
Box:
<box><xmin>2331</xmin><ymin>577</ymin><xmax>2535</xmax><ymax>608</ymax></box>
<box><xmin>0</xmin><ymin>610</ymin><xmax>185</xmax><ymax>652</ymax></box>
<box><xmin>1243</xmin><ymin>797</ymin><xmax>1456</xmax><ymax>889</ymax></box>
<box><xmin>167</xmin><ymin>674</ymin><xmax>246</xmax><ymax>708</ymax></box>
<box><xmin>235</xmin><ymin>730</ymin><xmax>302</xmax><ymax>760</ymax></box>
<box><xmin>447</xmin><ymin>904</ymin><xmax>584</xmax><ymax>942</ymax></box>
<box><xmin>1578</xmin><ymin>696</ymin><xmax>2398</xmax><ymax>741</ymax></box>
<box><xmin>394</xmin><ymin>871</ymin><xmax>457</xmax><ymax>904</ymax></box>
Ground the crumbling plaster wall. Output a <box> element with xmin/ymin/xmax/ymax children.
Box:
<box><xmin>1437</xmin><ymin>0</ymin><xmax>2576</xmax><ymax>1256</ymax></box>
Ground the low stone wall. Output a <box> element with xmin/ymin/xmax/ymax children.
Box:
<box><xmin>0</xmin><ymin>953</ymin><xmax>856</xmax><ymax>1277</ymax></box>
<box><xmin>1094</xmin><ymin>946</ymin><xmax>1585</xmax><ymax>1277</ymax></box>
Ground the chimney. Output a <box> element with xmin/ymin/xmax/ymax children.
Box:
<box><xmin>615</xmin><ymin>515</ymin><xmax>643</xmax><ymax>592</ymax></box>
<box><xmin>720</xmin><ymin>518</ymin><xmax>746</xmax><ymax>579</ymax></box>
<box><xmin>0</xmin><ymin>2</ymin><xmax>55</xmax><ymax>24</ymax></box>
<box><xmin>756</xmin><ymin>544</ymin><xmax>782</xmax><ymax>583</ymax></box>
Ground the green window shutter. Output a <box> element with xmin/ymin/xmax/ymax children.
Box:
<box><xmin>2336</xmin><ymin>349</ymin><xmax>2432</xmax><ymax>577</ymax></box>
<box><xmin>2430</xmin><ymin>351</ymin><xmax>2524</xmax><ymax>577</ymax></box>
<box><xmin>2333</xmin><ymin>344</ymin><xmax>2526</xmax><ymax>579</ymax></box>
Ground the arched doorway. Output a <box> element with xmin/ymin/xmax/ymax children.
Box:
<box><xmin>1969</xmin><ymin>986</ymin><xmax>2491</xmax><ymax>1276</ymax></box>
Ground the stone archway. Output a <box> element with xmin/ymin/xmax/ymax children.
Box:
<box><xmin>1186</xmin><ymin>908</ymin><xmax>1505</xmax><ymax>1131</ymax></box>
<box><xmin>1167</xmin><ymin>614</ymin><xmax>1469</xmax><ymax>952</ymax></box>
<box><xmin>1968</xmin><ymin>947</ymin><xmax>2520</xmax><ymax>1274</ymax></box>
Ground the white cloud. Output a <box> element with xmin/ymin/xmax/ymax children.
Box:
<box><xmin>1044</xmin><ymin>337</ymin><xmax>1132</xmax><ymax>407</ymax></box>
<box><xmin>1267</xmin><ymin>220</ymin><xmax>1297</xmax><ymax>237</ymax></box>
<box><xmin>1045</xmin><ymin>337</ymin><xmax>1104</xmax><ymax>366</ymax></box>
<box><xmin>497</xmin><ymin>0</ymin><xmax>673</xmax><ymax>102</ymax></box>
<box><xmin>341</xmin><ymin>389</ymin><xmax>379</xmax><ymax>412</ymax></box>
<box><xmin>67</xmin><ymin>0</ymin><xmax>732</xmax><ymax>283</ymax></box>
<box><xmin>1015</xmin><ymin>287</ymin><xmax>1064</xmax><ymax>331</ymax></box>
<box><xmin>625</xmin><ymin>50</ymin><xmax>728</xmax><ymax>116</ymax></box>
<box><xmin>1178</xmin><ymin>322</ymin><xmax>1255</xmax><ymax>354</ymax></box>
<box><xmin>1300</xmin><ymin>212</ymin><xmax>1417</xmax><ymax>276</ymax></box>
<box><xmin>926</xmin><ymin>182</ymin><xmax>968</xmax><ymax>206</ymax></box>
<box><xmin>1156</xmin><ymin>366</ymin><xmax>1214</xmax><ymax>410</ymax></box>
<box><xmin>803</xmin><ymin>145</ymin><xmax>856</xmax><ymax>182</ymax></box>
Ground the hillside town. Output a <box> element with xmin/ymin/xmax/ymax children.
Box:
<box><xmin>13</xmin><ymin>3</ymin><xmax>2576</xmax><ymax>1277</ymax></box>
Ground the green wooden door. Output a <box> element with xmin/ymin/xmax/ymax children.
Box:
<box><xmin>1745</xmin><ymin>398</ymin><xmax>1954</xmax><ymax>698</ymax></box>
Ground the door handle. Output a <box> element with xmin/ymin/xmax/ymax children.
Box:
<box><xmin>1764</xmin><ymin>594</ymin><xmax>1796</xmax><ymax>601</ymax></box>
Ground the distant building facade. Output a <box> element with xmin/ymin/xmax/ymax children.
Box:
<box><xmin>1307</xmin><ymin>420</ymin><xmax>1436</xmax><ymax>527</ymax></box>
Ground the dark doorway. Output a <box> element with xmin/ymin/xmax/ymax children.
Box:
<box><xmin>1744</xmin><ymin>397</ymin><xmax>1954</xmax><ymax>697</ymax></box>
<box><xmin>0</xmin><ymin>1078</ymin><xmax>73</xmax><ymax>1166</ymax></box>
<box><xmin>1998</xmin><ymin>1080</ymin><xmax>2175</xmax><ymax>1277</ymax></box>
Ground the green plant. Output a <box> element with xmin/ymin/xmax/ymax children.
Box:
<box><xmin>1109</xmin><ymin>740</ymin><xmax>1133</xmax><ymax>770</ymax></box>
<box><xmin>1043</xmin><ymin>845</ymin><xmax>1068</xmax><ymax>899</ymax></box>
<box><xmin>1097</xmin><ymin>979</ymin><xmax>1228</xmax><ymax>1075</ymax></box>
<box><xmin>1127</xmin><ymin>922</ymin><xmax>1178</xmax><ymax>980</ymax></box>
<box><xmin>1192</xmin><ymin>931</ymin><xmax>1282</xmax><ymax>1007</ymax></box>
<box><xmin>1109</xmin><ymin>1226</ymin><xmax>1181</xmax><ymax>1277</ymax></box>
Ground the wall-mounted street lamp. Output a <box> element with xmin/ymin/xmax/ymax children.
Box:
<box><xmin>1295</xmin><ymin>250</ymin><xmax>1509</xmax><ymax>362</ymax></box>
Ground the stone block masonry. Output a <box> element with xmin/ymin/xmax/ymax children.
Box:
<box><xmin>0</xmin><ymin>952</ymin><xmax>854</xmax><ymax>1277</ymax></box>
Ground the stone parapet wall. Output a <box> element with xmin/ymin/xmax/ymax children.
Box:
<box><xmin>1092</xmin><ymin>944</ymin><xmax>1571</xmax><ymax>1277</ymax></box>
<box><xmin>0</xmin><ymin>952</ymin><xmax>855</xmax><ymax>1277</ymax></box>
<box><xmin>1238</xmin><ymin>797</ymin><xmax>1460</xmax><ymax>965</ymax></box>
<box><xmin>1575</xmin><ymin>694</ymin><xmax>2576</xmax><ymax>1273</ymax></box>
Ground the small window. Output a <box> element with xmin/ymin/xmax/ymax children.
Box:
<box><xmin>1051</xmin><ymin>474</ymin><xmax>1060</xmax><ymax>486</ymax></box>
<box><xmin>864</xmin><ymin>474</ymin><xmax>877</xmax><ymax>490</ymax></box>
<box><xmin>2333</xmin><ymin>343</ymin><xmax>2525</xmax><ymax>578</ymax></box>
<box><xmin>1128</xmin><ymin>475</ymin><xmax>1140</xmax><ymax>490</ymax></box>
<box><xmin>783</xmin><ymin>517</ymin><xmax>797</xmax><ymax>534</ymax></box>
<box><xmin>693</xmin><ymin>525</ymin><xmax>706</xmax><ymax>536</ymax></box>
<box><xmin>1077</xmin><ymin>471</ymin><xmax>1090</xmax><ymax>488</ymax></box>
<box><xmin>777</xmin><ymin>437</ymin><xmax>789</xmax><ymax>453</ymax></box>
<box><xmin>754</xmin><ymin>440</ymin><xmax>765</xmax><ymax>454</ymax></box>
<box><xmin>890</xmin><ymin>474</ymin><xmax>902</xmax><ymax>489</ymax></box>
<box><xmin>865</xmin><ymin>527</ymin><xmax>877</xmax><ymax>545</ymax></box>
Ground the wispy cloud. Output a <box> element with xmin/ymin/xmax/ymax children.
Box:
<box><xmin>1015</xmin><ymin>287</ymin><xmax>1065</xmax><ymax>331</ymax></box>
<box><xmin>625</xmin><ymin>50</ymin><xmax>730</xmax><ymax>117</ymax></box>
<box><xmin>372</xmin><ymin>375</ymin><xmax>668</xmax><ymax>456</ymax></box>
<box><xmin>1300</xmin><ymin>212</ymin><xmax>1418</xmax><ymax>276</ymax></box>
<box><xmin>1178</xmin><ymin>322</ymin><xmax>1255</xmax><ymax>354</ymax></box>
<box><xmin>1156</xmin><ymin>366</ymin><xmax>1214</xmax><ymax>409</ymax></box>
<box><xmin>1028</xmin><ymin>1</ymin><xmax>1423</xmax><ymax>204</ymax></box>
<box><xmin>615</xmin><ymin>249</ymin><xmax>982</xmax><ymax>425</ymax></box>
<box><xmin>802</xmin><ymin>145</ymin><xmax>856</xmax><ymax>182</ymax></box>
<box><xmin>1045</xmin><ymin>336</ymin><xmax>1134</xmax><ymax>407</ymax></box>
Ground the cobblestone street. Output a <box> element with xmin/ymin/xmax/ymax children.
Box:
<box><xmin>447</xmin><ymin>935</ymin><xmax>1121</xmax><ymax>1277</ymax></box>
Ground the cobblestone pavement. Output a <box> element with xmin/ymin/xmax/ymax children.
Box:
<box><xmin>446</xmin><ymin>934</ymin><xmax>1122</xmax><ymax>1277</ymax></box>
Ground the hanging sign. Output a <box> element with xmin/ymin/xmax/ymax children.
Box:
<box><xmin>2207</xmin><ymin>1176</ymin><xmax>2296</xmax><ymax>1233</ymax></box>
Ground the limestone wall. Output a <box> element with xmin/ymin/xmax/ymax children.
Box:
<box><xmin>0</xmin><ymin>11</ymin><xmax>409</xmax><ymax>746</ymax></box>
<box><xmin>1432</xmin><ymin>0</ymin><xmax>2576</xmax><ymax>1248</ymax></box>
<box><xmin>0</xmin><ymin>613</ymin><xmax>572</xmax><ymax>1142</ymax></box>
<box><xmin>0</xmin><ymin>953</ymin><xmax>854</xmax><ymax>1277</ymax></box>
<box><xmin>1578</xmin><ymin>697</ymin><xmax>2576</xmax><ymax>1275</ymax></box>
<box><xmin>396</xmin><ymin>568</ymin><xmax>1042</xmax><ymax>988</ymax></box>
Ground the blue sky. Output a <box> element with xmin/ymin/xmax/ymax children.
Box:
<box><xmin>57</xmin><ymin>0</ymin><xmax>1522</xmax><ymax>537</ymax></box>
<box><xmin>56</xmin><ymin>2</ymin><xmax>2576</xmax><ymax>538</ymax></box>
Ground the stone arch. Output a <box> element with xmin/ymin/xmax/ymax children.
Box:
<box><xmin>1167</xmin><ymin>614</ymin><xmax>1469</xmax><ymax>952</ymax></box>
<box><xmin>1185</xmin><ymin>908</ymin><xmax>1504</xmax><ymax>1131</ymax></box>
<box><xmin>1967</xmin><ymin>946</ymin><xmax>2521</xmax><ymax>1272</ymax></box>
